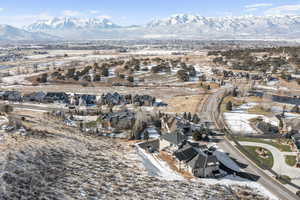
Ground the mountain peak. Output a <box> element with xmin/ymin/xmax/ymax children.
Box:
<box><xmin>147</xmin><ymin>14</ymin><xmax>205</xmax><ymax>27</ymax></box>
<box><xmin>26</xmin><ymin>17</ymin><xmax>119</xmax><ymax>31</ymax></box>
<box><xmin>0</xmin><ymin>24</ymin><xmax>59</xmax><ymax>41</ymax></box>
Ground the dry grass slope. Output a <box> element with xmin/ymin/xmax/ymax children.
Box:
<box><xmin>0</xmin><ymin>124</ymin><xmax>270</xmax><ymax>200</ymax></box>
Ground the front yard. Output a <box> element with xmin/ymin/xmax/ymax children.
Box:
<box><xmin>285</xmin><ymin>155</ymin><xmax>297</xmax><ymax>167</ymax></box>
<box><xmin>235</xmin><ymin>136</ymin><xmax>292</xmax><ymax>152</ymax></box>
<box><xmin>244</xmin><ymin>146</ymin><xmax>274</xmax><ymax>169</ymax></box>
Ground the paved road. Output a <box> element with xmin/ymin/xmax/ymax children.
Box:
<box><xmin>200</xmin><ymin>87</ymin><xmax>300</xmax><ymax>200</ymax></box>
<box><xmin>4</xmin><ymin>90</ymin><xmax>300</xmax><ymax>199</ymax></box>
<box><xmin>240</xmin><ymin>141</ymin><xmax>300</xmax><ymax>183</ymax></box>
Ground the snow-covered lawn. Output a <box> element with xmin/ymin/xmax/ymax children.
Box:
<box><xmin>0</xmin><ymin>116</ymin><xmax>8</xmax><ymax>126</ymax></box>
<box><xmin>2</xmin><ymin>72</ymin><xmax>44</xmax><ymax>85</ymax></box>
<box><xmin>15</xmin><ymin>108</ymin><xmax>48</xmax><ymax>113</ymax></box>
<box><xmin>224</xmin><ymin>103</ymin><xmax>279</xmax><ymax>134</ymax></box>
<box><xmin>283</xmin><ymin>112</ymin><xmax>300</xmax><ymax>120</ymax></box>
<box><xmin>127</xmin><ymin>50</ymin><xmax>190</xmax><ymax>55</ymax></box>
<box><xmin>267</xmin><ymin>80</ymin><xmax>279</xmax><ymax>86</ymax></box>
<box><xmin>202</xmin><ymin>175</ymin><xmax>278</xmax><ymax>200</ymax></box>
<box><xmin>255</xmin><ymin>85</ymin><xmax>288</xmax><ymax>91</ymax></box>
<box><xmin>136</xmin><ymin>144</ymin><xmax>184</xmax><ymax>180</ymax></box>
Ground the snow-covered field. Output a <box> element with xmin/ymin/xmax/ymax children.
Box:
<box><xmin>63</xmin><ymin>54</ymin><xmax>121</xmax><ymax>61</ymax></box>
<box><xmin>266</xmin><ymin>80</ymin><xmax>279</xmax><ymax>86</ymax></box>
<box><xmin>25</xmin><ymin>55</ymin><xmax>53</xmax><ymax>60</ymax></box>
<box><xmin>255</xmin><ymin>85</ymin><xmax>288</xmax><ymax>91</ymax></box>
<box><xmin>202</xmin><ymin>175</ymin><xmax>278</xmax><ymax>200</ymax></box>
<box><xmin>1</xmin><ymin>72</ymin><xmax>44</xmax><ymax>85</ymax></box>
<box><xmin>127</xmin><ymin>50</ymin><xmax>189</xmax><ymax>55</ymax></box>
<box><xmin>224</xmin><ymin>112</ymin><xmax>260</xmax><ymax>134</ymax></box>
<box><xmin>15</xmin><ymin>107</ymin><xmax>48</xmax><ymax>113</ymax></box>
<box><xmin>224</xmin><ymin>103</ymin><xmax>279</xmax><ymax>135</ymax></box>
<box><xmin>136</xmin><ymin>144</ymin><xmax>183</xmax><ymax>180</ymax></box>
<box><xmin>283</xmin><ymin>112</ymin><xmax>300</xmax><ymax>120</ymax></box>
<box><xmin>0</xmin><ymin>116</ymin><xmax>8</xmax><ymax>126</ymax></box>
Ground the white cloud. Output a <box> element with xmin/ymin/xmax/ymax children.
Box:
<box><xmin>265</xmin><ymin>4</ymin><xmax>300</xmax><ymax>15</ymax></box>
<box><xmin>245</xmin><ymin>3</ymin><xmax>273</xmax><ymax>12</ymax></box>
<box><xmin>245</xmin><ymin>3</ymin><xmax>273</xmax><ymax>9</ymax></box>
<box><xmin>89</xmin><ymin>10</ymin><xmax>99</xmax><ymax>15</ymax></box>
<box><xmin>62</xmin><ymin>10</ymin><xmax>81</xmax><ymax>17</ymax></box>
<box><xmin>97</xmin><ymin>15</ymin><xmax>111</xmax><ymax>19</ymax></box>
<box><xmin>0</xmin><ymin>13</ymin><xmax>53</xmax><ymax>27</ymax></box>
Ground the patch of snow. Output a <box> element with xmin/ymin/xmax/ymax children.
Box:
<box><xmin>147</xmin><ymin>127</ymin><xmax>161</xmax><ymax>139</ymax></box>
<box><xmin>225</xmin><ymin>103</ymin><xmax>279</xmax><ymax>134</ymax></box>
<box><xmin>203</xmin><ymin>175</ymin><xmax>278</xmax><ymax>200</ymax></box>
<box><xmin>232</xmin><ymin>102</ymin><xmax>258</xmax><ymax>113</ymax></box>
<box><xmin>255</xmin><ymin>85</ymin><xmax>288</xmax><ymax>91</ymax></box>
<box><xmin>15</xmin><ymin>108</ymin><xmax>48</xmax><ymax>113</ymax></box>
<box><xmin>284</xmin><ymin>112</ymin><xmax>300</xmax><ymax>120</ymax></box>
<box><xmin>267</xmin><ymin>80</ymin><xmax>279</xmax><ymax>86</ymax></box>
<box><xmin>224</xmin><ymin>112</ymin><xmax>259</xmax><ymax>134</ymax></box>
<box><xmin>136</xmin><ymin>144</ymin><xmax>183</xmax><ymax>180</ymax></box>
<box><xmin>2</xmin><ymin>72</ymin><xmax>43</xmax><ymax>85</ymax></box>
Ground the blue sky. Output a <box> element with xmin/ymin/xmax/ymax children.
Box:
<box><xmin>1</xmin><ymin>0</ymin><xmax>300</xmax><ymax>27</ymax></box>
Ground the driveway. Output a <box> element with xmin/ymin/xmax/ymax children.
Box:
<box><xmin>240</xmin><ymin>142</ymin><xmax>300</xmax><ymax>183</ymax></box>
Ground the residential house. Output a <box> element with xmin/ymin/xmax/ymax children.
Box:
<box><xmin>5</xmin><ymin>91</ymin><xmax>22</xmax><ymax>102</ymax></box>
<box><xmin>23</xmin><ymin>92</ymin><xmax>46</xmax><ymax>102</ymax></box>
<box><xmin>140</xmin><ymin>127</ymin><xmax>161</xmax><ymax>140</ymax></box>
<box><xmin>159</xmin><ymin>129</ymin><xmax>188</xmax><ymax>151</ymax></box>
<box><xmin>77</xmin><ymin>94</ymin><xmax>96</xmax><ymax>106</ymax></box>
<box><xmin>43</xmin><ymin>92</ymin><xmax>69</xmax><ymax>104</ymax></box>
<box><xmin>174</xmin><ymin>141</ymin><xmax>220</xmax><ymax>178</ymax></box>
<box><xmin>102</xmin><ymin>110</ymin><xmax>135</xmax><ymax>130</ymax></box>
<box><xmin>292</xmin><ymin>133</ymin><xmax>300</xmax><ymax>152</ymax></box>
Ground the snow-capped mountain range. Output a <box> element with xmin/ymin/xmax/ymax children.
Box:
<box><xmin>0</xmin><ymin>25</ymin><xmax>59</xmax><ymax>41</ymax></box>
<box><xmin>145</xmin><ymin>14</ymin><xmax>300</xmax><ymax>37</ymax></box>
<box><xmin>25</xmin><ymin>17</ymin><xmax>118</xmax><ymax>31</ymax></box>
<box><xmin>3</xmin><ymin>14</ymin><xmax>300</xmax><ymax>41</ymax></box>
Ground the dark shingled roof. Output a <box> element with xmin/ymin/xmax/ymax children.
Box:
<box><xmin>292</xmin><ymin>133</ymin><xmax>300</xmax><ymax>141</ymax></box>
<box><xmin>173</xmin><ymin>144</ymin><xmax>198</xmax><ymax>162</ymax></box>
<box><xmin>188</xmin><ymin>153</ymin><xmax>218</xmax><ymax>169</ymax></box>
<box><xmin>206</xmin><ymin>155</ymin><xmax>218</xmax><ymax>165</ymax></box>
<box><xmin>161</xmin><ymin>130</ymin><xmax>187</xmax><ymax>145</ymax></box>
<box><xmin>188</xmin><ymin>154</ymin><xmax>207</xmax><ymax>169</ymax></box>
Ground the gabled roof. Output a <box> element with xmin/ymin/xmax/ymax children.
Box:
<box><xmin>188</xmin><ymin>153</ymin><xmax>207</xmax><ymax>169</ymax></box>
<box><xmin>161</xmin><ymin>129</ymin><xmax>187</xmax><ymax>145</ymax></box>
<box><xmin>292</xmin><ymin>133</ymin><xmax>300</xmax><ymax>140</ymax></box>
<box><xmin>206</xmin><ymin>155</ymin><xmax>218</xmax><ymax>165</ymax></box>
<box><xmin>188</xmin><ymin>153</ymin><xmax>218</xmax><ymax>169</ymax></box>
<box><xmin>174</xmin><ymin>144</ymin><xmax>198</xmax><ymax>162</ymax></box>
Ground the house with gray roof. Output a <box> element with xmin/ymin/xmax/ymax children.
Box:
<box><xmin>159</xmin><ymin>129</ymin><xmax>188</xmax><ymax>150</ymax></box>
<box><xmin>23</xmin><ymin>92</ymin><xmax>46</xmax><ymax>102</ymax></box>
<box><xmin>173</xmin><ymin>141</ymin><xmax>220</xmax><ymax>178</ymax></box>
<box><xmin>292</xmin><ymin>133</ymin><xmax>300</xmax><ymax>152</ymax></box>
<box><xmin>188</xmin><ymin>152</ymin><xmax>219</xmax><ymax>178</ymax></box>
<box><xmin>5</xmin><ymin>91</ymin><xmax>22</xmax><ymax>102</ymax></box>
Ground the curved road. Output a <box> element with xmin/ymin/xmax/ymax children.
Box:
<box><xmin>240</xmin><ymin>141</ymin><xmax>300</xmax><ymax>182</ymax></box>
<box><xmin>4</xmin><ymin>88</ymin><xmax>300</xmax><ymax>199</ymax></box>
<box><xmin>201</xmin><ymin>87</ymin><xmax>300</xmax><ymax>200</ymax></box>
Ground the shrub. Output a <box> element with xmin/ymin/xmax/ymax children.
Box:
<box><xmin>127</xmin><ymin>76</ymin><xmax>134</xmax><ymax>83</ymax></box>
<box><xmin>226</xmin><ymin>101</ymin><xmax>233</xmax><ymax>111</ymax></box>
